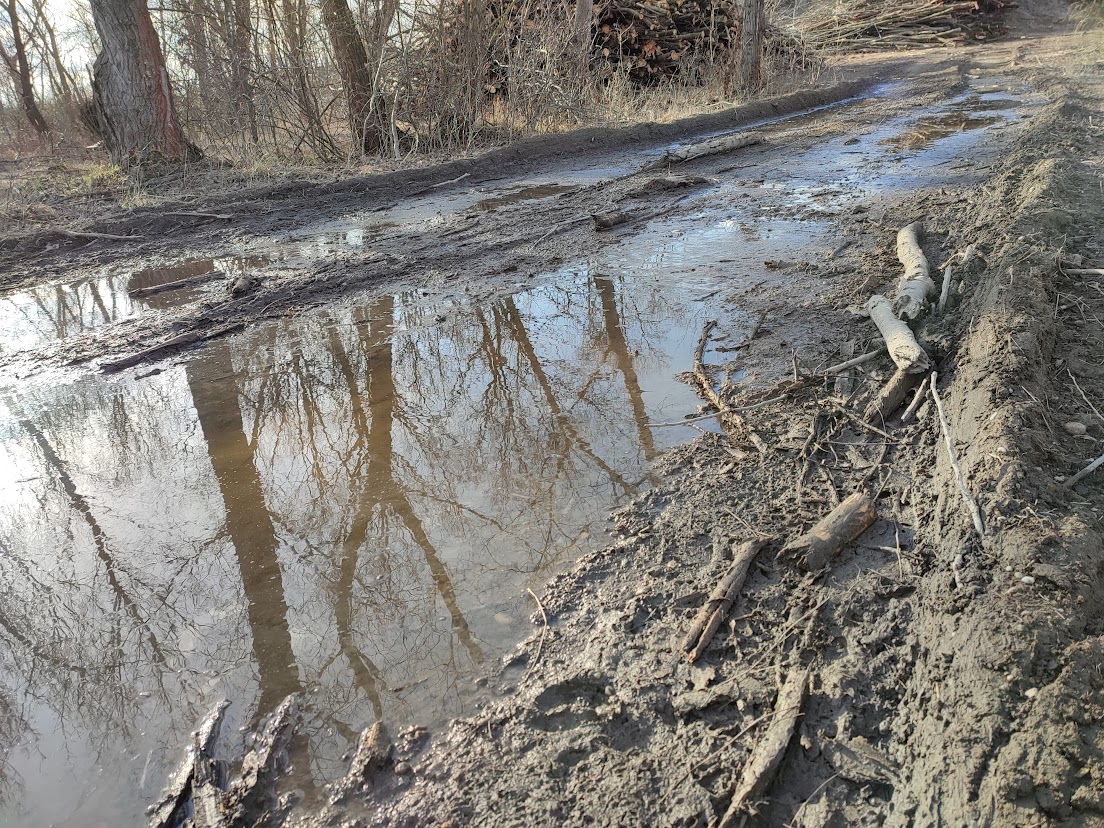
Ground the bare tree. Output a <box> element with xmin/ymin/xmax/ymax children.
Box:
<box><xmin>0</xmin><ymin>0</ymin><xmax>50</xmax><ymax>134</ymax></box>
<box><xmin>318</xmin><ymin>0</ymin><xmax>378</xmax><ymax>153</ymax></box>
<box><xmin>85</xmin><ymin>0</ymin><xmax>193</xmax><ymax>166</ymax></box>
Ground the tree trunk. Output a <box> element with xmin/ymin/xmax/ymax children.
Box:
<box><xmin>318</xmin><ymin>0</ymin><xmax>378</xmax><ymax>154</ymax></box>
<box><xmin>1</xmin><ymin>0</ymin><xmax>51</xmax><ymax>135</ymax></box>
<box><xmin>740</xmin><ymin>0</ymin><xmax>763</xmax><ymax>91</ymax></box>
<box><xmin>87</xmin><ymin>0</ymin><xmax>192</xmax><ymax>167</ymax></box>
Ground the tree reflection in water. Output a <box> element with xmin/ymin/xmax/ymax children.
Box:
<box><xmin>0</xmin><ymin>267</ymin><xmax>706</xmax><ymax>826</ymax></box>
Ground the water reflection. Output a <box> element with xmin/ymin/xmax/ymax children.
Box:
<box><xmin>0</xmin><ymin>268</ymin><xmax>709</xmax><ymax>826</ymax></box>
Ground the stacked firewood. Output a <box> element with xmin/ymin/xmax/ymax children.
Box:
<box><xmin>591</xmin><ymin>0</ymin><xmax>738</xmax><ymax>83</ymax></box>
<box><xmin>796</xmin><ymin>0</ymin><xmax>1016</xmax><ymax>52</ymax></box>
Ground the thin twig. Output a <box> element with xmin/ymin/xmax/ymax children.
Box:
<box><xmin>830</xmin><ymin>402</ymin><xmax>898</xmax><ymax>442</ymax></box>
<box><xmin>930</xmin><ymin>371</ymin><xmax>985</xmax><ymax>538</ymax></box>
<box><xmin>1067</xmin><ymin>369</ymin><xmax>1104</xmax><ymax>423</ymax></box>
<box><xmin>524</xmin><ymin>588</ymin><xmax>549</xmax><ymax>678</ymax></box>
<box><xmin>822</xmin><ymin>348</ymin><xmax>885</xmax><ymax>375</ymax></box>
<box><xmin>900</xmin><ymin>375</ymin><xmax>930</xmax><ymax>422</ymax></box>
<box><xmin>1065</xmin><ymin>452</ymin><xmax>1104</xmax><ymax>488</ymax></box>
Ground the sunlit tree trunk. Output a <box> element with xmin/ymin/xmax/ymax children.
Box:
<box><xmin>86</xmin><ymin>0</ymin><xmax>192</xmax><ymax>167</ymax></box>
<box><xmin>318</xmin><ymin>0</ymin><xmax>378</xmax><ymax>154</ymax></box>
<box><xmin>0</xmin><ymin>0</ymin><xmax>51</xmax><ymax>135</ymax></box>
<box><xmin>740</xmin><ymin>0</ymin><xmax>764</xmax><ymax>90</ymax></box>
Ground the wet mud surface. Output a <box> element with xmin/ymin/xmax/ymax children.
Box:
<box><xmin>2</xmin><ymin>30</ymin><xmax>1103</xmax><ymax>828</ymax></box>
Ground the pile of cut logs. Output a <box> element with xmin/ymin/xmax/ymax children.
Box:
<box><xmin>591</xmin><ymin>0</ymin><xmax>738</xmax><ymax>83</ymax></box>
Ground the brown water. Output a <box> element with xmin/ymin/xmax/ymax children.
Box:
<box><xmin>0</xmin><ymin>81</ymin><xmax>1039</xmax><ymax>827</ymax></box>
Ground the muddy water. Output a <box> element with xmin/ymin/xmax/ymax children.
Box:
<box><xmin>0</xmin><ymin>82</ymin><xmax>1039</xmax><ymax>827</ymax></box>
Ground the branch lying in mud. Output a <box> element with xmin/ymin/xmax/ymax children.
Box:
<box><xmin>682</xmin><ymin>539</ymin><xmax>770</xmax><ymax>662</ymax></box>
<box><xmin>101</xmin><ymin>323</ymin><xmax>243</xmax><ymax>372</ymax></box>
<box><xmin>1065</xmin><ymin>452</ymin><xmax>1104</xmax><ymax>488</ymax></box>
<box><xmin>930</xmin><ymin>371</ymin><xmax>985</xmax><ymax>538</ymax></box>
<box><xmin>58</xmin><ymin>228</ymin><xmax>143</xmax><ymax>241</ymax></box>
<box><xmin>780</xmin><ymin>492</ymin><xmax>877</xmax><ymax>572</ymax></box>
<box><xmin>692</xmin><ymin>320</ymin><xmax>768</xmax><ymax>455</ymax></box>
<box><xmin>641</xmin><ymin>132</ymin><xmax>763</xmax><ymax>172</ymax></box>
<box><xmin>865</xmin><ymin>295</ymin><xmax>931</xmax><ymax>374</ymax></box>
<box><xmin>718</xmin><ymin>665</ymin><xmax>809</xmax><ymax>827</ymax></box>
<box><xmin>864</xmin><ymin>368</ymin><xmax>924</xmax><ymax>424</ymax></box>
<box><xmin>822</xmin><ymin>347</ymin><xmax>885</xmax><ymax>374</ymax></box>
<box><xmin>894</xmin><ymin>221</ymin><xmax>935</xmax><ymax>320</ymax></box>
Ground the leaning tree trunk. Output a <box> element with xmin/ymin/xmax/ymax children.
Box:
<box><xmin>318</xmin><ymin>0</ymin><xmax>381</xmax><ymax>155</ymax></box>
<box><xmin>1</xmin><ymin>0</ymin><xmax>51</xmax><ymax>135</ymax></box>
<box><xmin>740</xmin><ymin>0</ymin><xmax>764</xmax><ymax>90</ymax></box>
<box><xmin>86</xmin><ymin>0</ymin><xmax>192</xmax><ymax>167</ymax></box>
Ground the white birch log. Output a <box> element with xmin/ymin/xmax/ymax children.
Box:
<box><xmin>866</xmin><ymin>295</ymin><xmax>931</xmax><ymax>373</ymax></box>
<box><xmin>893</xmin><ymin>222</ymin><xmax>935</xmax><ymax>320</ymax></box>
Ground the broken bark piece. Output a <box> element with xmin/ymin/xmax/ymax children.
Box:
<box><xmin>226</xmin><ymin>695</ymin><xmax>300</xmax><ymax>825</ymax></box>
<box><xmin>682</xmin><ymin>539</ymin><xmax>770</xmax><ymax>662</ymax></box>
<box><xmin>147</xmin><ymin>700</ymin><xmax>230</xmax><ymax>828</ymax></box>
<box><xmin>718</xmin><ymin>665</ymin><xmax>809</xmax><ymax>826</ymax></box>
<box><xmin>623</xmin><ymin>174</ymin><xmax>710</xmax><ymax>198</ymax></box>
<box><xmin>893</xmin><ymin>222</ymin><xmax>935</xmax><ymax>320</ymax></box>
<box><xmin>328</xmin><ymin>722</ymin><xmax>392</xmax><ymax>805</ymax></box>
<box><xmin>781</xmin><ymin>491</ymin><xmax>877</xmax><ymax>571</ymax></box>
<box><xmin>591</xmin><ymin>211</ymin><xmax>631</xmax><ymax>230</ymax></box>
<box><xmin>866</xmin><ymin>295</ymin><xmax>931</xmax><ymax>373</ymax></box>
<box><xmin>864</xmin><ymin>368</ymin><xmax>923</xmax><ymax>424</ymax></box>
<box><xmin>642</xmin><ymin>132</ymin><xmax>762</xmax><ymax>171</ymax></box>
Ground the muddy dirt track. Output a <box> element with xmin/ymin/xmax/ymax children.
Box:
<box><xmin>2</xmin><ymin>15</ymin><xmax>1104</xmax><ymax>828</ymax></box>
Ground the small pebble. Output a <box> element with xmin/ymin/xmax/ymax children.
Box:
<box><xmin>1064</xmin><ymin>422</ymin><xmax>1088</xmax><ymax>436</ymax></box>
<box><xmin>1025</xmin><ymin>687</ymin><xmax>1038</xmax><ymax>699</ymax></box>
<box><xmin>394</xmin><ymin>761</ymin><xmax>413</xmax><ymax>775</ymax></box>
<box><xmin>1021</xmin><ymin>575</ymin><xmax>1036</xmax><ymax>585</ymax></box>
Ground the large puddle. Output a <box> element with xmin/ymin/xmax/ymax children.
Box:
<box><xmin>0</xmin><ymin>81</ymin><xmax>1039</xmax><ymax>826</ymax></box>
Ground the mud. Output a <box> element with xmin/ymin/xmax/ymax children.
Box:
<box><xmin>1</xmin><ymin>17</ymin><xmax>1103</xmax><ymax>828</ymax></box>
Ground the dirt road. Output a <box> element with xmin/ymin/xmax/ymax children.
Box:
<box><xmin>1</xmin><ymin>16</ymin><xmax>1102</xmax><ymax>828</ymax></box>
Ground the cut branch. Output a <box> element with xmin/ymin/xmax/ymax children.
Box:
<box><xmin>893</xmin><ymin>221</ymin><xmax>935</xmax><ymax>320</ymax></box>
<box><xmin>781</xmin><ymin>491</ymin><xmax>877</xmax><ymax>571</ymax></box>
<box><xmin>866</xmin><ymin>295</ymin><xmax>931</xmax><ymax>373</ymax></box>
<box><xmin>682</xmin><ymin>539</ymin><xmax>770</xmax><ymax>662</ymax></box>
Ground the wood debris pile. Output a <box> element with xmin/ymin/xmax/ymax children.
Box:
<box><xmin>591</xmin><ymin>0</ymin><xmax>738</xmax><ymax>83</ymax></box>
<box><xmin>796</xmin><ymin>0</ymin><xmax>1015</xmax><ymax>52</ymax></box>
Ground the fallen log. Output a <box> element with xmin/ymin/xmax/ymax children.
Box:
<box><xmin>893</xmin><ymin>222</ymin><xmax>935</xmax><ymax>320</ymax></box>
<box><xmin>682</xmin><ymin>539</ymin><xmax>771</xmax><ymax>662</ymax></box>
<box><xmin>718</xmin><ymin>665</ymin><xmax>810</xmax><ymax>826</ymax></box>
<box><xmin>864</xmin><ymin>367</ymin><xmax>923</xmax><ymax>423</ymax></box>
<box><xmin>866</xmin><ymin>295</ymin><xmax>931</xmax><ymax>373</ymax></box>
<box><xmin>147</xmin><ymin>700</ymin><xmax>231</xmax><ymax>828</ymax></box>
<box><xmin>781</xmin><ymin>491</ymin><xmax>877</xmax><ymax>571</ymax></box>
<box><xmin>642</xmin><ymin>132</ymin><xmax>762</xmax><ymax>172</ymax></box>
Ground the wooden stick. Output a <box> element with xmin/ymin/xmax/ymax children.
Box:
<box><xmin>130</xmin><ymin>272</ymin><xmax>220</xmax><ymax>298</ymax></box>
<box><xmin>58</xmin><ymin>228</ymin><xmax>142</xmax><ymax>241</ymax></box>
<box><xmin>863</xmin><ymin>368</ymin><xmax>923</xmax><ymax>424</ymax></box>
<box><xmin>525</xmin><ymin>588</ymin><xmax>549</xmax><ymax>677</ymax></box>
<box><xmin>163</xmin><ymin>211</ymin><xmax>234</xmax><ymax>220</ymax></box>
<box><xmin>682</xmin><ymin>539</ymin><xmax>770</xmax><ymax>662</ymax></box>
<box><xmin>101</xmin><ymin>323</ymin><xmax>242</xmax><ymax>372</ymax></box>
<box><xmin>1065</xmin><ymin>452</ymin><xmax>1104</xmax><ymax>488</ymax></box>
<box><xmin>781</xmin><ymin>491</ymin><xmax>877</xmax><ymax>571</ymax></box>
<box><xmin>693</xmin><ymin>320</ymin><xmax>768</xmax><ymax>455</ymax></box>
<box><xmin>1064</xmin><ymin>268</ymin><xmax>1104</xmax><ymax>275</ymax></box>
<box><xmin>900</xmin><ymin>374</ymin><xmax>930</xmax><ymax>422</ymax></box>
<box><xmin>930</xmin><ymin>371</ymin><xmax>985</xmax><ymax>538</ymax></box>
<box><xmin>822</xmin><ymin>348</ymin><xmax>885</xmax><ymax>375</ymax></box>
<box><xmin>866</xmin><ymin>295</ymin><xmax>931</xmax><ymax>373</ymax></box>
<box><xmin>642</xmin><ymin>132</ymin><xmax>762</xmax><ymax>171</ymax></box>
<box><xmin>893</xmin><ymin>222</ymin><xmax>935</xmax><ymax>320</ymax></box>
<box><xmin>937</xmin><ymin>261</ymin><xmax>953</xmax><ymax>313</ymax></box>
<box><xmin>718</xmin><ymin>665</ymin><xmax>809</xmax><ymax>826</ymax></box>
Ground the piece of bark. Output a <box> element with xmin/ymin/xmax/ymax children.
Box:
<box><xmin>864</xmin><ymin>368</ymin><xmax>923</xmax><ymax>423</ymax></box>
<box><xmin>893</xmin><ymin>222</ymin><xmax>935</xmax><ymax>320</ymax></box>
<box><xmin>147</xmin><ymin>700</ymin><xmax>230</xmax><ymax>828</ymax></box>
<box><xmin>226</xmin><ymin>695</ymin><xmax>300</xmax><ymax>825</ymax></box>
<box><xmin>328</xmin><ymin>722</ymin><xmax>392</xmax><ymax>805</ymax></box>
<box><xmin>642</xmin><ymin>132</ymin><xmax>762</xmax><ymax>171</ymax></box>
<box><xmin>718</xmin><ymin>666</ymin><xmax>809</xmax><ymax>826</ymax></box>
<box><xmin>682</xmin><ymin>539</ymin><xmax>770</xmax><ymax>662</ymax></box>
<box><xmin>591</xmin><ymin>211</ymin><xmax>631</xmax><ymax>230</ymax></box>
<box><xmin>782</xmin><ymin>492</ymin><xmax>877</xmax><ymax>571</ymax></box>
<box><xmin>866</xmin><ymin>295</ymin><xmax>931</xmax><ymax>373</ymax></box>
